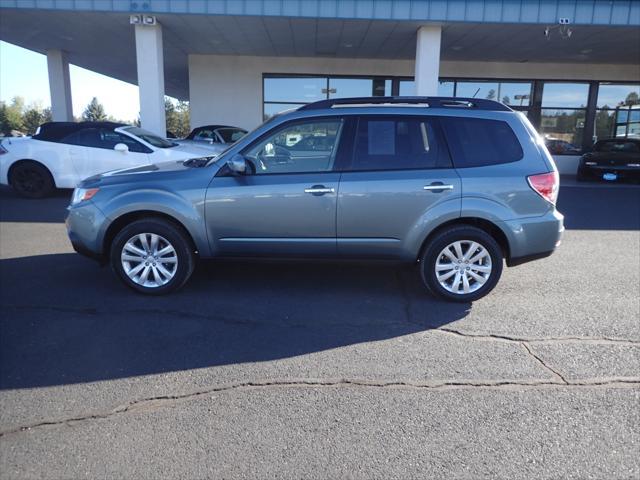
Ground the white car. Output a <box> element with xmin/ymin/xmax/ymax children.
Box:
<box><xmin>0</xmin><ymin>121</ymin><xmax>218</xmax><ymax>197</ymax></box>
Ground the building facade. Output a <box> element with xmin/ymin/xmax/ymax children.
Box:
<box><xmin>1</xmin><ymin>0</ymin><xmax>639</xmax><ymax>173</ymax></box>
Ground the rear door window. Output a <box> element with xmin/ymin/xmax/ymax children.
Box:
<box><xmin>440</xmin><ymin>117</ymin><xmax>523</xmax><ymax>168</ymax></box>
<box><xmin>349</xmin><ymin>116</ymin><xmax>451</xmax><ymax>171</ymax></box>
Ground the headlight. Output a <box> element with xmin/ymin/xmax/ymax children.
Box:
<box><xmin>70</xmin><ymin>187</ymin><xmax>99</xmax><ymax>205</ymax></box>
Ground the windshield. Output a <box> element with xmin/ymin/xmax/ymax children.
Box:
<box><xmin>123</xmin><ymin>127</ymin><xmax>176</xmax><ymax>148</ymax></box>
<box><xmin>217</xmin><ymin>128</ymin><xmax>247</xmax><ymax>143</ymax></box>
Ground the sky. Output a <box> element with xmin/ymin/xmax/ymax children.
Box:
<box><xmin>0</xmin><ymin>41</ymin><xmax>141</xmax><ymax>122</ymax></box>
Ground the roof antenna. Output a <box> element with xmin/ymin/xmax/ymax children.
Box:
<box><xmin>472</xmin><ymin>88</ymin><xmax>480</xmax><ymax>98</ymax></box>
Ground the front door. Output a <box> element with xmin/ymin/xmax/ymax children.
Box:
<box><xmin>205</xmin><ymin>117</ymin><xmax>346</xmax><ymax>256</ymax></box>
<box><xmin>63</xmin><ymin>127</ymin><xmax>150</xmax><ymax>182</ymax></box>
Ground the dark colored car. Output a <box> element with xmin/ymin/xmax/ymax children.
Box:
<box><xmin>577</xmin><ymin>138</ymin><xmax>640</xmax><ymax>182</ymax></box>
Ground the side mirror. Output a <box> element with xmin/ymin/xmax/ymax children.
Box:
<box><xmin>227</xmin><ymin>154</ymin><xmax>249</xmax><ymax>175</ymax></box>
<box><xmin>114</xmin><ymin>143</ymin><xmax>129</xmax><ymax>153</ymax></box>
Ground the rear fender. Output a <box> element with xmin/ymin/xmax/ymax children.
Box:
<box><xmin>404</xmin><ymin>196</ymin><xmax>461</xmax><ymax>259</ymax></box>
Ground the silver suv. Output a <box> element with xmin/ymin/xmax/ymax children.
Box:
<box><xmin>66</xmin><ymin>97</ymin><xmax>564</xmax><ymax>302</ymax></box>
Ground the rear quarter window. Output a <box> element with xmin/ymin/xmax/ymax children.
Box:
<box><xmin>440</xmin><ymin>117</ymin><xmax>524</xmax><ymax>168</ymax></box>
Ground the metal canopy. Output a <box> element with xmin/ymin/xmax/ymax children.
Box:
<box><xmin>1</xmin><ymin>8</ymin><xmax>639</xmax><ymax>100</ymax></box>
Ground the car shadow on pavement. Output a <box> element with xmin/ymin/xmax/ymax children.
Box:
<box><xmin>0</xmin><ymin>186</ymin><xmax>72</xmax><ymax>223</ymax></box>
<box><xmin>0</xmin><ymin>254</ymin><xmax>470</xmax><ymax>390</ymax></box>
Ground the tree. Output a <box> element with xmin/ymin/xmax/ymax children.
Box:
<box><xmin>1</xmin><ymin>97</ymin><xmax>26</xmax><ymax>133</ymax></box>
<box><xmin>21</xmin><ymin>102</ymin><xmax>51</xmax><ymax>134</ymax></box>
<box><xmin>501</xmin><ymin>96</ymin><xmax>511</xmax><ymax>105</ymax></box>
<box><xmin>164</xmin><ymin>97</ymin><xmax>190</xmax><ymax>137</ymax></box>
<box><xmin>82</xmin><ymin>97</ymin><xmax>107</xmax><ymax>121</ymax></box>
<box><xmin>624</xmin><ymin>91</ymin><xmax>639</xmax><ymax>106</ymax></box>
<box><xmin>486</xmin><ymin>89</ymin><xmax>496</xmax><ymax>100</ymax></box>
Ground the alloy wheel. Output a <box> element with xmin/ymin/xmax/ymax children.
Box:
<box><xmin>434</xmin><ymin>240</ymin><xmax>492</xmax><ymax>295</ymax></box>
<box><xmin>121</xmin><ymin>233</ymin><xmax>178</xmax><ymax>288</ymax></box>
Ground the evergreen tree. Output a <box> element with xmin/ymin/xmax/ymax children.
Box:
<box><xmin>82</xmin><ymin>97</ymin><xmax>107</xmax><ymax>121</ymax></box>
<box><xmin>624</xmin><ymin>91</ymin><xmax>639</xmax><ymax>106</ymax></box>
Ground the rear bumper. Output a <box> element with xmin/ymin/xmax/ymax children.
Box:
<box><xmin>579</xmin><ymin>164</ymin><xmax>640</xmax><ymax>180</ymax></box>
<box><xmin>503</xmin><ymin>209</ymin><xmax>564</xmax><ymax>267</ymax></box>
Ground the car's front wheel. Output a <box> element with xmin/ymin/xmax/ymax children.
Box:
<box><xmin>9</xmin><ymin>161</ymin><xmax>55</xmax><ymax>198</ymax></box>
<box><xmin>110</xmin><ymin>218</ymin><xmax>195</xmax><ymax>295</ymax></box>
<box><xmin>420</xmin><ymin>226</ymin><xmax>503</xmax><ymax>302</ymax></box>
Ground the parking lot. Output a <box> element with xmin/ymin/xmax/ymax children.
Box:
<box><xmin>0</xmin><ymin>180</ymin><xmax>639</xmax><ymax>478</ymax></box>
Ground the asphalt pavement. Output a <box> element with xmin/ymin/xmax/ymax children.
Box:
<box><xmin>0</xmin><ymin>180</ymin><xmax>639</xmax><ymax>479</ymax></box>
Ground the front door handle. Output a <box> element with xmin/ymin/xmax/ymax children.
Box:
<box><xmin>305</xmin><ymin>185</ymin><xmax>335</xmax><ymax>196</ymax></box>
<box><xmin>424</xmin><ymin>182</ymin><xmax>454</xmax><ymax>192</ymax></box>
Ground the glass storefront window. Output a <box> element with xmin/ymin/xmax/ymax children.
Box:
<box><xmin>264</xmin><ymin>77</ymin><xmax>326</xmax><ymax>103</ymax></box>
<box><xmin>263</xmin><ymin>103</ymin><xmax>305</xmax><ymax>121</ymax></box>
<box><xmin>498</xmin><ymin>83</ymin><xmax>532</xmax><ymax>107</ymax></box>
<box><xmin>541</xmin><ymin>82</ymin><xmax>589</xmax><ymax>108</ymax></box>
<box><xmin>456</xmin><ymin>81</ymin><xmax>532</xmax><ymax>106</ymax></box>
<box><xmin>455</xmin><ymin>81</ymin><xmax>499</xmax><ymax>100</ymax></box>
<box><xmin>398</xmin><ymin>80</ymin><xmax>454</xmax><ymax>97</ymax></box>
<box><xmin>597</xmin><ymin>83</ymin><xmax>640</xmax><ymax>108</ymax></box>
<box><xmin>328</xmin><ymin>78</ymin><xmax>391</xmax><ymax>98</ymax></box>
<box><xmin>540</xmin><ymin>109</ymin><xmax>586</xmax><ymax>149</ymax></box>
<box><xmin>595</xmin><ymin>109</ymin><xmax>615</xmax><ymax>141</ymax></box>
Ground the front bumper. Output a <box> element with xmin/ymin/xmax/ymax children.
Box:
<box><xmin>65</xmin><ymin>201</ymin><xmax>108</xmax><ymax>263</ymax></box>
<box><xmin>503</xmin><ymin>209</ymin><xmax>564</xmax><ymax>267</ymax></box>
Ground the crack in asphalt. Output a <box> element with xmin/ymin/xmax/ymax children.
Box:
<box><xmin>2</xmin><ymin>302</ymin><xmax>638</xmax><ymax>439</ymax></box>
<box><xmin>436</xmin><ymin>326</ymin><xmax>640</xmax><ymax>346</ymax></box>
<box><xmin>520</xmin><ymin>342</ymin><xmax>569</xmax><ymax>384</ymax></box>
<box><xmin>1</xmin><ymin>377</ymin><xmax>639</xmax><ymax>439</ymax></box>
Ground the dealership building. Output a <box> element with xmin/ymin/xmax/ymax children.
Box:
<box><xmin>1</xmin><ymin>0</ymin><xmax>639</xmax><ymax>173</ymax></box>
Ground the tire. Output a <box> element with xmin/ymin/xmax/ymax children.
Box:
<box><xmin>420</xmin><ymin>226</ymin><xmax>503</xmax><ymax>303</ymax></box>
<box><xmin>9</xmin><ymin>161</ymin><xmax>55</xmax><ymax>198</ymax></box>
<box><xmin>110</xmin><ymin>218</ymin><xmax>196</xmax><ymax>295</ymax></box>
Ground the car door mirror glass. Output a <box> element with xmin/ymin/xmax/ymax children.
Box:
<box><xmin>227</xmin><ymin>154</ymin><xmax>249</xmax><ymax>175</ymax></box>
<box><xmin>114</xmin><ymin>143</ymin><xmax>129</xmax><ymax>153</ymax></box>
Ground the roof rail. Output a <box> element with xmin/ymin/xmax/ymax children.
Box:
<box><xmin>298</xmin><ymin>96</ymin><xmax>512</xmax><ymax>112</ymax></box>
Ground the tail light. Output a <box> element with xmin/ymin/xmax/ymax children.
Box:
<box><xmin>527</xmin><ymin>171</ymin><xmax>559</xmax><ymax>205</ymax></box>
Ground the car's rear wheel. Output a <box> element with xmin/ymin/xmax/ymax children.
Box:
<box><xmin>9</xmin><ymin>161</ymin><xmax>55</xmax><ymax>198</ymax></box>
<box><xmin>110</xmin><ymin>218</ymin><xmax>195</xmax><ymax>295</ymax></box>
<box><xmin>420</xmin><ymin>226</ymin><xmax>503</xmax><ymax>302</ymax></box>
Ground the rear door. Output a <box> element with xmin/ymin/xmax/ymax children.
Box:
<box><xmin>337</xmin><ymin>115</ymin><xmax>461</xmax><ymax>259</ymax></box>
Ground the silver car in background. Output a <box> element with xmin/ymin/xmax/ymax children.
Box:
<box><xmin>66</xmin><ymin>97</ymin><xmax>563</xmax><ymax>302</ymax></box>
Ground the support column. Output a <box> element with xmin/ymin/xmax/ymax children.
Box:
<box><xmin>414</xmin><ymin>26</ymin><xmax>442</xmax><ymax>96</ymax></box>
<box><xmin>134</xmin><ymin>20</ymin><xmax>166</xmax><ymax>136</ymax></box>
<box><xmin>46</xmin><ymin>50</ymin><xmax>73</xmax><ymax>121</ymax></box>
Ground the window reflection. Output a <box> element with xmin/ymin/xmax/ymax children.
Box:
<box><xmin>597</xmin><ymin>84</ymin><xmax>640</xmax><ymax>109</ymax></box>
<box><xmin>398</xmin><ymin>80</ymin><xmax>453</xmax><ymax>97</ymax></box>
<box><xmin>540</xmin><ymin>109</ymin><xmax>586</xmax><ymax>151</ymax></box>
<box><xmin>542</xmin><ymin>83</ymin><xmax>589</xmax><ymax>108</ymax></box>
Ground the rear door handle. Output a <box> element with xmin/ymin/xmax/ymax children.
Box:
<box><xmin>424</xmin><ymin>182</ymin><xmax>454</xmax><ymax>192</ymax></box>
<box><xmin>305</xmin><ymin>185</ymin><xmax>335</xmax><ymax>195</ymax></box>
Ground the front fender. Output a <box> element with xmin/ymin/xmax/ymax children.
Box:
<box><xmin>99</xmin><ymin>188</ymin><xmax>211</xmax><ymax>257</ymax></box>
